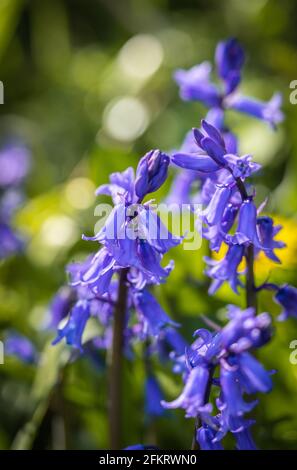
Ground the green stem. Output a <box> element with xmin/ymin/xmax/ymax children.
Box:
<box><xmin>109</xmin><ymin>268</ymin><xmax>129</xmax><ymax>450</ymax></box>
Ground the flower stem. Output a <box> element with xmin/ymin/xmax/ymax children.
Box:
<box><xmin>245</xmin><ymin>244</ymin><xmax>257</xmax><ymax>312</ymax></box>
<box><xmin>109</xmin><ymin>268</ymin><xmax>129</xmax><ymax>449</ymax></box>
<box><xmin>233</xmin><ymin>177</ymin><xmax>257</xmax><ymax>312</ymax></box>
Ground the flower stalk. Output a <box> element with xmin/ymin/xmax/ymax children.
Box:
<box><xmin>109</xmin><ymin>268</ymin><xmax>129</xmax><ymax>449</ymax></box>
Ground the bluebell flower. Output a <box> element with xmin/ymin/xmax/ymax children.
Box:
<box><xmin>68</xmin><ymin>248</ymin><xmax>115</xmax><ymax>295</ymax></box>
<box><xmin>5</xmin><ymin>333</ymin><xmax>37</xmax><ymax>364</ymax></box>
<box><xmin>174</xmin><ymin>62</ymin><xmax>221</xmax><ymax>106</ymax></box>
<box><xmin>220</xmin><ymin>305</ymin><xmax>271</xmax><ymax>353</ymax></box>
<box><xmin>220</xmin><ymin>362</ymin><xmax>258</xmax><ymax>417</ymax></box>
<box><xmin>53</xmin><ymin>299</ymin><xmax>90</xmax><ymax>351</ymax></box>
<box><xmin>274</xmin><ymin>284</ymin><xmax>297</xmax><ymax>320</ymax></box>
<box><xmin>133</xmin><ymin>289</ymin><xmax>178</xmax><ymax>336</ymax></box>
<box><xmin>145</xmin><ymin>374</ymin><xmax>165</xmax><ymax>418</ymax></box>
<box><xmin>226</xmin><ymin>200</ymin><xmax>263</xmax><ymax>249</ymax></box>
<box><xmin>174</xmin><ymin>38</ymin><xmax>283</xmax><ymax>128</ymax></box>
<box><xmin>236</xmin><ymin>352</ymin><xmax>272</xmax><ymax>394</ymax></box>
<box><xmin>256</xmin><ymin>216</ymin><xmax>285</xmax><ymax>263</ymax></box>
<box><xmin>224</xmin><ymin>154</ymin><xmax>261</xmax><ymax>179</ymax></box>
<box><xmin>234</xmin><ymin>427</ymin><xmax>257</xmax><ymax>450</ymax></box>
<box><xmin>203</xmin><ymin>203</ymin><xmax>238</xmax><ymax>252</ymax></box>
<box><xmin>96</xmin><ymin>167</ymin><xmax>136</xmax><ymax>205</ymax></box>
<box><xmin>225</xmin><ymin>92</ymin><xmax>283</xmax><ymax>129</ymax></box>
<box><xmin>197</xmin><ymin>425</ymin><xmax>223</xmax><ymax>450</ymax></box>
<box><xmin>205</xmin><ymin>244</ymin><xmax>244</xmax><ymax>294</ymax></box>
<box><xmin>161</xmin><ymin>365</ymin><xmax>210</xmax><ymax>418</ymax></box>
<box><xmin>215</xmin><ymin>38</ymin><xmax>245</xmax><ymax>95</ymax></box>
<box><xmin>135</xmin><ymin>150</ymin><xmax>170</xmax><ymax>201</ymax></box>
<box><xmin>48</xmin><ymin>287</ymin><xmax>75</xmax><ymax>328</ymax></box>
<box><xmin>202</xmin><ymin>186</ymin><xmax>232</xmax><ymax>226</ymax></box>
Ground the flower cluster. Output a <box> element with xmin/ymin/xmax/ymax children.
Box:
<box><xmin>162</xmin><ymin>305</ymin><xmax>272</xmax><ymax>449</ymax></box>
<box><xmin>159</xmin><ymin>38</ymin><xmax>296</xmax><ymax>451</ymax></box>
<box><xmin>0</xmin><ymin>144</ymin><xmax>30</xmax><ymax>259</ymax></box>
<box><xmin>51</xmin><ymin>150</ymin><xmax>183</xmax><ymax>356</ymax></box>
<box><xmin>174</xmin><ymin>37</ymin><xmax>283</xmax><ymax>128</ymax></box>
<box><xmin>169</xmin><ymin>38</ymin><xmax>283</xmax><ymax>208</ymax></box>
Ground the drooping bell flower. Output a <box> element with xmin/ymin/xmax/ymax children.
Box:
<box><xmin>196</xmin><ymin>425</ymin><xmax>223</xmax><ymax>450</ymax></box>
<box><xmin>202</xmin><ymin>185</ymin><xmax>232</xmax><ymax>226</ymax></box>
<box><xmin>205</xmin><ymin>244</ymin><xmax>244</xmax><ymax>294</ymax></box>
<box><xmin>53</xmin><ymin>299</ymin><xmax>90</xmax><ymax>351</ymax></box>
<box><xmin>236</xmin><ymin>352</ymin><xmax>272</xmax><ymax>394</ymax></box>
<box><xmin>220</xmin><ymin>361</ymin><xmax>258</xmax><ymax>417</ymax></box>
<box><xmin>234</xmin><ymin>427</ymin><xmax>257</xmax><ymax>450</ymax></box>
<box><xmin>133</xmin><ymin>289</ymin><xmax>178</xmax><ymax>336</ymax></box>
<box><xmin>256</xmin><ymin>216</ymin><xmax>285</xmax><ymax>263</ymax></box>
<box><xmin>274</xmin><ymin>284</ymin><xmax>297</xmax><ymax>320</ymax></box>
<box><xmin>203</xmin><ymin>203</ymin><xmax>238</xmax><ymax>252</ymax></box>
<box><xmin>145</xmin><ymin>374</ymin><xmax>165</xmax><ymax>418</ymax></box>
<box><xmin>48</xmin><ymin>286</ymin><xmax>75</xmax><ymax>328</ymax></box>
<box><xmin>161</xmin><ymin>365</ymin><xmax>210</xmax><ymax>418</ymax></box>
<box><xmin>220</xmin><ymin>305</ymin><xmax>272</xmax><ymax>353</ymax></box>
<box><xmin>226</xmin><ymin>200</ymin><xmax>263</xmax><ymax>249</ymax></box>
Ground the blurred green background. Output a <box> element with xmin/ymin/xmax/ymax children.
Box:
<box><xmin>1</xmin><ymin>0</ymin><xmax>297</xmax><ymax>450</ymax></box>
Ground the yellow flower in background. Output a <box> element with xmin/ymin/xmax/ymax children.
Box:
<box><xmin>212</xmin><ymin>215</ymin><xmax>297</xmax><ymax>280</ymax></box>
<box><xmin>255</xmin><ymin>215</ymin><xmax>297</xmax><ymax>271</ymax></box>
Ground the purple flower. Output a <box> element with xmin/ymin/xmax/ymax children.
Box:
<box><xmin>53</xmin><ymin>299</ymin><xmax>90</xmax><ymax>351</ymax></box>
<box><xmin>226</xmin><ymin>92</ymin><xmax>283</xmax><ymax>129</ymax></box>
<box><xmin>205</xmin><ymin>244</ymin><xmax>244</xmax><ymax>294</ymax></box>
<box><xmin>256</xmin><ymin>216</ymin><xmax>285</xmax><ymax>263</ymax></box>
<box><xmin>274</xmin><ymin>284</ymin><xmax>297</xmax><ymax>320</ymax></box>
<box><xmin>48</xmin><ymin>287</ymin><xmax>75</xmax><ymax>328</ymax></box>
<box><xmin>133</xmin><ymin>289</ymin><xmax>178</xmax><ymax>336</ymax></box>
<box><xmin>5</xmin><ymin>333</ymin><xmax>37</xmax><ymax>364</ymax></box>
<box><xmin>174</xmin><ymin>62</ymin><xmax>221</xmax><ymax>106</ymax></box>
<box><xmin>236</xmin><ymin>352</ymin><xmax>272</xmax><ymax>394</ymax></box>
<box><xmin>215</xmin><ymin>38</ymin><xmax>245</xmax><ymax>95</ymax></box>
<box><xmin>135</xmin><ymin>150</ymin><xmax>170</xmax><ymax>201</ymax></box>
<box><xmin>220</xmin><ymin>305</ymin><xmax>271</xmax><ymax>353</ymax></box>
<box><xmin>96</xmin><ymin>167</ymin><xmax>136</xmax><ymax>205</ymax></box>
<box><xmin>197</xmin><ymin>425</ymin><xmax>223</xmax><ymax>450</ymax></box>
<box><xmin>220</xmin><ymin>362</ymin><xmax>258</xmax><ymax>417</ymax></box>
<box><xmin>203</xmin><ymin>203</ymin><xmax>238</xmax><ymax>252</ymax></box>
<box><xmin>161</xmin><ymin>366</ymin><xmax>210</xmax><ymax>418</ymax></box>
<box><xmin>224</xmin><ymin>154</ymin><xmax>261</xmax><ymax>179</ymax></box>
<box><xmin>69</xmin><ymin>248</ymin><xmax>115</xmax><ymax>295</ymax></box>
<box><xmin>226</xmin><ymin>200</ymin><xmax>263</xmax><ymax>249</ymax></box>
<box><xmin>0</xmin><ymin>145</ymin><xmax>30</xmax><ymax>188</ymax></box>
<box><xmin>202</xmin><ymin>186</ymin><xmax>232</xmax><ymax>226</ymax></box>
<box><xmin>145</xmin><ymin>375</ymin><xmax>165</xmax><ymax>418</ymax></box>
<box><xmin>234</xmin><ymin>427</ymin><xmax>257</xmax><ymax>450</ymax></box>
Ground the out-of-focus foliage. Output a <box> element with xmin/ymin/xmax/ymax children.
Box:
<box><xmin>1</xmin><ymin>0</ymin><xmax>297</xmax><ymax>450</ymax></box>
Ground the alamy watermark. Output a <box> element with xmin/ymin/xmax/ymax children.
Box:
<box><xmin>0</xmin><ymin>340</ymin><xmax>4</xmax><ymax>364</ymax></box>
<box><xmin>93</xmin><ymin>203</ymin><xmax>203</xmax><ymax>250</ymax></box>
<box><xmin>0</xmin><ymin>81</ymin><xmax>3</xmax><ymax>104</ymax></box>
<box><xmin>289</xmin><ymin>80</ymin><xmax>297</xmax><ymax>104</ymax></box>
<box><xmin>289</xmin><ymin>340</ymin><xmax>297</xmax><ymax>364</ymax></box>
